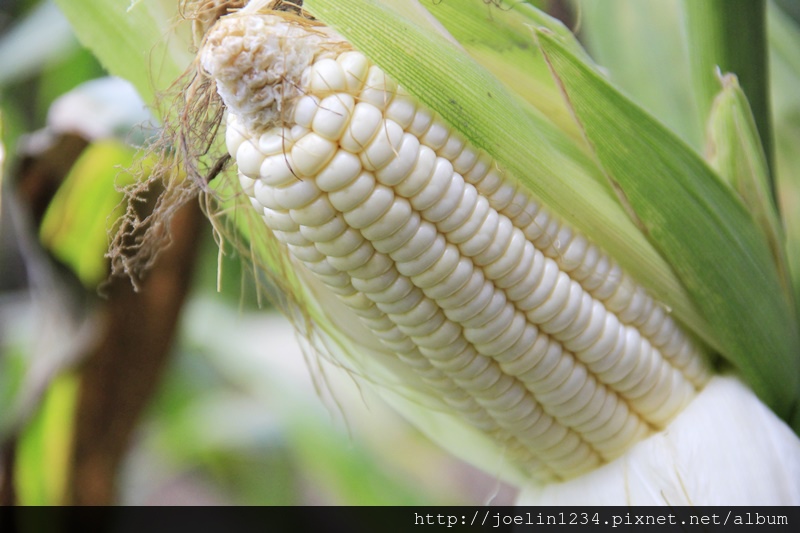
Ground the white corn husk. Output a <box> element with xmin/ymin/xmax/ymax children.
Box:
<box><xmin>517</xmin><ymin>375</ymin><xmax>800</xmax><ymax>505</ymax></box>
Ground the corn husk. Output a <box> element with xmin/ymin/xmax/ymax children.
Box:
<box><xmin>518</xmin><ymin>376</ymin><xmax>800</xmax><ymax>505</ymax></box>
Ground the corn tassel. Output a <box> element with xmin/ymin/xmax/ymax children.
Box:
<box><xmin>200</xmin><ymin>10</ymin><xmax>710</xmax><ymax>481</ymax></box>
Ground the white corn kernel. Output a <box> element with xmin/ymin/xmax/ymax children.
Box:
<box><xmin>202</xmin><ymin>12</ymin><xmax>711</xmax><ymax>482</ymax></box>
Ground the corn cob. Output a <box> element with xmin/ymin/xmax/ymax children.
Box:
<box><xmin>200</xmin><ymin>10</ymin><xmax>711</xmax><ymax>481</ymax></box>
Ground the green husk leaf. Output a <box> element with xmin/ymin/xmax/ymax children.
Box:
<box><xmin>536</xmin><ymin>28</ymin><xmax>800</xmax><ymax>427</ymax></box>
<box><xmin>303</xmin><ymin>0</ymin><xmax>709</xmax><ymax>347</ymax></box>
<box><xmin>417</xmin><ymin>0</ymin><xmax>616</xmax><ymax>199</ymax></box>
<box><xmin>684</xmin><ymin>0</ymin><xmax>773</xmax><ymax>180</ymax></box>
<box><xmin>53</xmin><ymin>0</ymin><xmax>193</xmax><ymax>108</ymax></box>
<box><xmin>574</xmin><ymin>0</ymin><xmax>699</xmax><ymax>148</ymax></box>
<box><xmin>420</xmin><ymin>0</ymin><xmax>585</xmax><ymax>139</ymax></box>
<box><xmin>705</xmin><ymin>74</ymin><xmax>789</xmax><ymax>292</ymax></box>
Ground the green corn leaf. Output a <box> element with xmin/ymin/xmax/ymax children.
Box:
<box><xmin>684</xmin><ymin>0</ymin><xmax>773</xmax><ymax>181</ymax></box>
<box><xmin>574</xmin><ymin>0</ymin><xmax>699</xmax><ymax>148</ymax></box>
<box><xmin>535</xmin><ymin>28</ymin><xmax>800</xmax><ymax>428</ymax></box>
<box><xmin>53</xmin><ymin>0</ymin><xmax>193</xmax><ymax>109</ymax></box>
<box><xmin>419</xmin><ymin>0</ymin><xmax>586</xmax><ymax>140</ymax></box>
<box><xmin>706</xmin><ymin>73</ymin><xmax>789</xmax><ymax>293</ymax></box>
<box><xmin>418</xmin><ymin>0</ymin><xmax>616</xmax><ymax>200</ymax></box>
